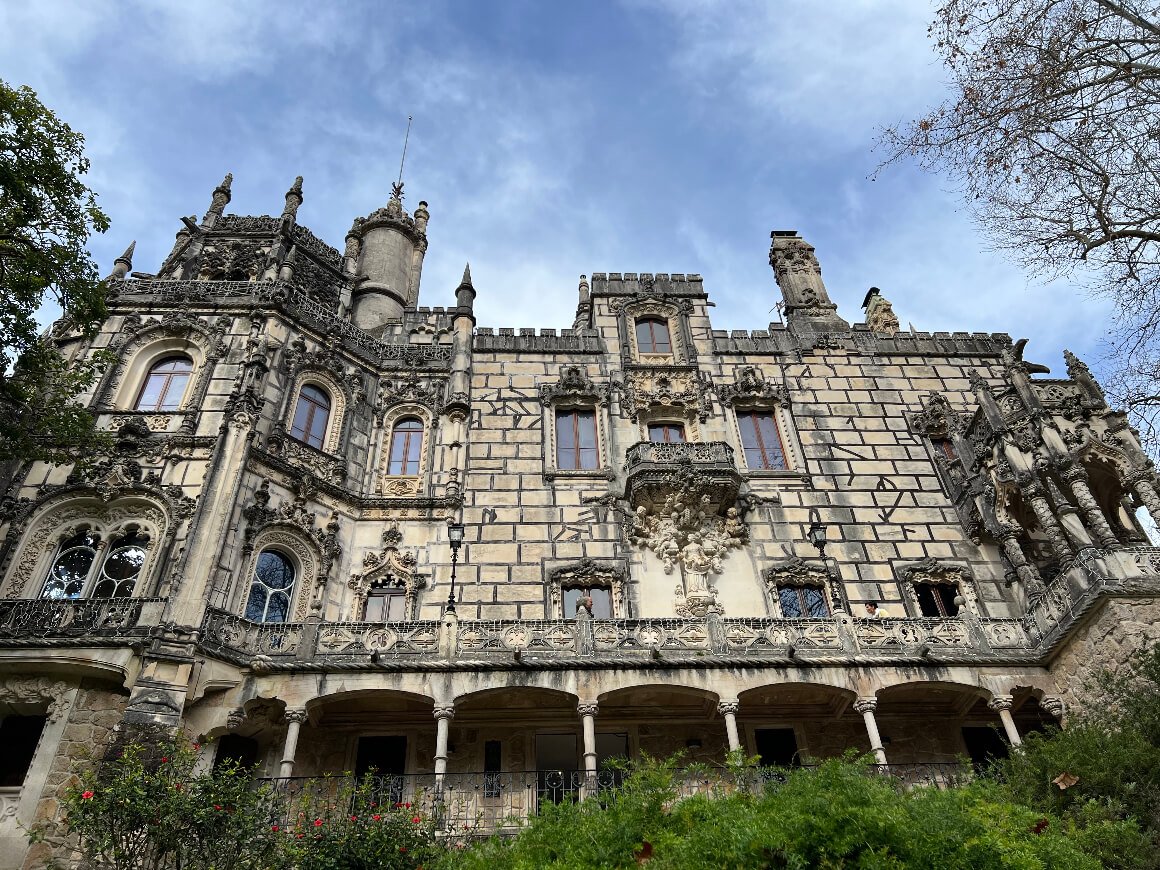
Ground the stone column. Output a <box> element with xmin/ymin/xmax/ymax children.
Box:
<box><xmin>1061</xmin><ymin>464</ymin><xmax>1119</xmax><ymax>549</ymax></box>
<box><xmin>578</xmin><ymin>701</ymin><xmax>599</xmax><ymax>795</ymax></box>
<box><xmin>718</xmin><ymin>700</ymin><xmax>741</xmax><ymax>752</ymax></box>
<box><xmin>433</xmin><ymin>704</ymin><xmax>455</xmax><ymax>793</ymax></box>
<box><xmin>988</xmin><ymin>696</ymin><xmax>1022</xmax><ymax>746</ymax></box>
<box><xmin>1020</xmin><ymin>480</ymin><xmax>1074</xmax><ymax>564</ymax></box>
<box><xmin>997</xmin><ymin>525</ymin><xmax>1045</xmax><ymax>596</ymax></box>
<box><xmin>279</xmin><ymin>709</ymin><xmax>308</xmax><ymax>778</ymax></box>
<box><xmin>1128</xmin><ymin>472</ymin><xmax>1160</xmax><ymax>530</ymax></box>
<box><xmin>853</xmin><ymin>698</ymin><xmax>887</xmax><ymax>765</ymax></box>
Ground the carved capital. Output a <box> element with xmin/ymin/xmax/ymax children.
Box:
<box><xmin>852</xmin><ymin>698</ymin><xmax>878</xmax><ymax>715</ymax></box>
<box><xmin>987</xmin><ymin>695</ymin><xmax>1014</xmax><ymax>712</ymax></box>
<box><xmin>577</xmin><ymin>702</ymin><xmax>599</xmax><ymax>718</ymax></box>
<box><xmin>226</xmin><ymin>709</ymin><xmax>246</xmax><ymax>730</ymax></box>
<box><xmin>284</xmin><ymin>708</ymin><xmax>309</xmax><ymax>724</ymax></box>
<box><xmin>717</xmin><ymin>700</ymin><xmax>739</xmax><ymax>717</ymax></box>
<box><xmin>433</xmin><ymin>704</ymin><xmax>455</xmax><ymax>721</ymax></box>
<box><xmin>1040</xmin><ymin>696</ymin><xmax>1065</xmax><ymax>719</ymax></box>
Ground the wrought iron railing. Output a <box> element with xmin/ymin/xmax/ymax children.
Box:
<box><xmin>261</xmin><ymin>764</ymin><xmax>969</xmax><ymax>834</ymax></box>
<box><xmin>201</xmin><ymin>608</ymin><xmax>303</xmax><ymax>660</ymax></box>
<box><xmin>0</xmin><ymin>597</ymin><xmax>165</xmax><ymax>641</ymax></box>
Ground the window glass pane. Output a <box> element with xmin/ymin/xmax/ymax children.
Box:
<box><xmin>738</xmin><ymin>413</ymin><xmax>759</xmax><ymax>447</ymax></box>
<box><xmin>635</xmin><ymin>320</ymin><xmax>653</xmax><ymax>350</ymax></box>
<box><xmin>307</xmin><ymin>408</ymin><xmax>328</xmax><ymax>447</ymax></box>
<box><xmin>43</xmin><ymin>533</ymin><xmax>98</xmax><ymax>599</ymax></box>
<box><xmin>577</xmin><ymin>447</ymin><xmax>598</xmax><ymax>470</ymax></box>
<box><xmin>386</xmin><ymin>591</ymin><xmax>407</xmax><ymax>622</ymax></box>
<box><xmin>93</xmin><ymin>542</ymin><xmax>145</xmax><ymax>599</ymax></box>
<box><xmin>589</xmin><ymin>588</ymin><xmax>612</xmax><ymax>619</ymax></box>
<box><xmin>802</xmin><ymin>587</ymin><xmax>828</xmax><ymax>617</ymax></box>
<box><xmin>265</xmin><ymin>590</ymin><xmax>290</xmax><ymax>623</ymax></box>
<box><xmin>576</xmin><ymin>412</ymin><xmax>596</xmax><ymax>448</ymax></box>
<box><xmin>244</xmin><ymin>585</ymin><xmax>269</xmax><ymax>622</ymax></box>
<box><xmin>778</xmin><ymin>587</ymin><xmax>803</xmax><ymax>617</ymax></box>
<box><xmin>388</xmin><ymin>420</ymin><xmax>424</xmax><ymax>475</ymax></box>
<box><xmin>405</xmin><ymin>430</ymin><xmax>422</xmax><ymax>471</ymax></box>
<box><xmin>757</xmin><ymin>415</ymin><xmax>786</xmax><ymax>468</ymax></box>
<box><xmin>135</xmin><ymin>376</ymin><xmax>165</xmax><ymax>412</ymax></box>
<box><xmin>556</xmin><ymin>411</ymin><xmax>576</xmax><ymax>448</ymax></box>
<box><xmin>247</xmin><ymin>551</ymin><xmax>295</xmax><ymax>623</ymax></box>
<box><xmin>635</xmin><ymin>319</ymin><xmax>671</xmax><ymax>353</ymax></box>
<box><xmin>256</xmin><ymin>552</ymin><xmax>295</xmax><ymax>589</ymax></box>
<box><xmin>562</xmin><ymin>587</ymin><xmax>582</xmax><ymax>615</ymax></box>
<box><xmin>302</xmin><ymin>384</ymin><xmax>330</xmax><ymax>409</ymax></box>
<box><xmin>364</xmin><ymin>594</ymin><xmax>387</xmax><ymax>622</ymax></box>
<box><xmin>291</xmin><ymin>398</ymin><xmax>314</xmax><ymax>442</ymax></box>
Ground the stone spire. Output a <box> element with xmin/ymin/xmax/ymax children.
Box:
<box><xmin>108</xmin><ymin>240</ymin><xmax>135</xmax><ymax>280</ymax></box>
<box><xmin>768</xmin><ymin>230</ymin><xmax>848</xmax><ymax>330</ymax></box>
<box><xmin>573</xmin><ymin>274</ymin><xmax>591</xmax><ymax>330</ymax></box>
<box><xmin>203</xmin><ymin>172</ymin><xmax>233</xmax><ymax>227</ymax></box>
<box><xmin>281</xmin><ymin>176</ymin><xmax>304</xmax><ymax>221</ymax></box>
<box><xmin>455</xmin><ymin>263</ymin><xmax>476</xmax><ymax>314</ymax></box>
<box><xmin>861</xmin><ymin>287</ymin><xmax>900</xmax><ymax>336</ymax></box>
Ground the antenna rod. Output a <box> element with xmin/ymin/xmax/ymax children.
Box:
<box><xmin>397</xmin><ymin>115</ymin><xmax>413</xmax><ymax>187</ymax></box>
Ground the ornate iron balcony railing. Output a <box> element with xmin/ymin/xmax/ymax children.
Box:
<box><xmin>0</xmin><ymin>597</ymin><xmax>166</xmax><ymax>643</ymax></box>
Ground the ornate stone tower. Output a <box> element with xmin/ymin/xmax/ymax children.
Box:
<box><xmin>347</xmin><ymin>183</ymin><xmax>430</xmax><ymax>332</ymax></box>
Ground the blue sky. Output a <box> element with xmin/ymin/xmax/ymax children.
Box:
<box><xmin>1</xmin><ymin>0</ymin><xmax>1112</xmax><ymax>373</ymax></box>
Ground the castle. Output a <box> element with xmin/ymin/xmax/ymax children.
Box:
<box><xmin>2</xmin><ymin>174</ymin><xmax>1159</xmax><ymax>866</ymax></box>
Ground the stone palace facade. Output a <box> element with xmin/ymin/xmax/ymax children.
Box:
<box><xmin>2</xmin><ymin>175</ymin><xmax>1160</xmax><ymax>865</ymax></box>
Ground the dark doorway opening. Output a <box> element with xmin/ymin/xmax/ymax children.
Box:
<box><xmin>755</xmin><ymin>727</ymin><xmax>800</xmax><ymax>767</ymax></box>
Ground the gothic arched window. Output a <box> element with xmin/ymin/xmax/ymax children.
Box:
<box><xmin>387</xmin><ymin>417</ymin><xmax>424</xmax><ymax>476</ymax></box>
<box><xmin>135</xmin><ymin>356</ymin><xmax>193</xmax><ymax>412</ymax></box>
<box><xmin>245</xmin><ymin>550</ymin><xmax>296</xmax><ymax>623</ymax></box>
<box><xmin>41</xmin><ymin>528</ymin><xmax>149</xmax><ymax>600</ymax></box>
<box><xmin>290</xmin><ymin>384</ymin><xmax>331</xmax><ymax>450</ymax></box>
<box><xmin>635</xmin><ymin>318</ymin><xmax>672</xmax><ymax>355</ymax></box>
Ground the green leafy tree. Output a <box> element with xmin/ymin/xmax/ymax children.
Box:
<box><xmin>878</xmin><ymin>1</ymin><xmax>1160</xmax><ymax>456</ymax></box>
<box><xmin>0</xmin><ymin>79</ymin><xmax>111</xmax><ymax>464</ymax></box>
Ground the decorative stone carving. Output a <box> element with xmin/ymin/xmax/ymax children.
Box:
<box><xmin>899</xmin><ymin>558</ymin><xmax>979</xmax><ymax>616</ymax></box>
<box><xmin>376</xmin><ymin>372</ymin><xmax>445</xmax><ymax>416</ymax></box>
<box><xmin>909</xmin><ymin>393</ymin><xmax>964</xmax><ymax>436</ymax></box>
<box><xmin>348</xmin><ymin>523</ymin><xmax>426</xmax><ymax>620</ymax></box>
<box><xmin>549</xmin><ymin>560</ymin><xmax>627</xmax><ymax>618</ymax></box>
<box><xmin>539</xmin><ymin>366</ymin><xmax>609</xmax><ymax>407</ymax></box>
<box><xmin>576</xmin><ymin>702</ymin><xmax>599</xmax><ymax>718</ymax></box>
<box><xmin>762</xmin><ymin>556</ymin><xmax>845</xmax><ymax>616</ymax></box>
<box><xmin>0</xmin><ymin>677</ymin><xmax>71</xmax><ymax>722</ymax></box>
<box><xmin>618</xmin><ymin>366</ymin><xmax>712</xmax><ymax>422</ymax></box>
<box><xmin>263</xmin><ymin>428</ymin><xmax>345</xmax><ymax>484</ymax></box>
<box><xmin>717</xmin><ymin>367</ymin><xmax>790</xmax><ymax>407</ymax></box>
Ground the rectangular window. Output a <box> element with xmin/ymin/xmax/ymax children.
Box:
<box><xmin>556</xmin><ymin>410</ymin><xmax>598</xmax><ymax>470</ymax></box>
<box><xmin>364</xmin><ymin>588</ymin><xmax>407</xmax><ymax>622</ymax></box>
<box><xmin>563</xmin><ymin>586</ymin><xmax>613</xmax><ymax>618</ymax></box>
<box><xmin>635</xmin><ymin>319</ymin><xmax>672</xmax><ymax>354</ymax></box>
<box><xmin>932</xmin><ymin>438</ymin><xmax>957</xmax><ymax>462</ymax></box>
<box><xmin>647</xmin><ymin>423</ymin><xmax>685</xmax><ymax>443</ymax></box>
<box><xmin>738</xmin><ymin>412</ymin><xmax>787</xmax><ymax>470</ymax></box>
<box><xmin>0</xmin><ymin>715</ymin><xmax>47</xmax><ymax>787</ymax></box>
<box><xmin>915</xmin><ymin>583</ymin><xmax>959</xmax><ymax>617</ymax></box>
<box><xmin>777</xmin><ymin>585</ymin><xmax>829</xmax><ymax>618</ymax></box>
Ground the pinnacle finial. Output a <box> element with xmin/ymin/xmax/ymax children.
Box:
<box><xmin>461</xmin><ymin>262</ymin><xmax>472</xmax><ymax>286</ymax></box>
<box><xmin>282</xmin><ymin>176</ymin><xmax>304</xmax><ymax>220</ymax></box>
<box><xmin>290</xmin><ymin>175</ymin><xmax>303</xmax><ymax>195</ymax></box>
<box><xmin>217</xmin><ymin>172</ymin><xmax>233</xmax><ymax>193</ymax></box>
<box><xmin>204</xmin><ymin>173</ymin><xmax>233</xmax><ymax>225</ymax></box>
<box><xmin>118</xmin><ymin>241</ymin><xmax>136</xmax><ymax>263</ymax></box>
<box><xmin>109</xmin><ymin>240</ymin><xmax>136</xmax><ymax>280</ymax></box>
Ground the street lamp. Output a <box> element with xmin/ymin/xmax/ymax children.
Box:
<box><xmin>806</xmin><ymin>508</ymin><xmax>827</xmax><ymax>556</ymax></box>
<box><xmin>445</xmin><ymin>521</ymin><xmax>465</xmax><ymax>614</ymax></box>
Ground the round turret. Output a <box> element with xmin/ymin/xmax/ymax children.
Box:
<box><xmin>350</xmin><ymin>184</ymin><xmax>429</xmax><ymax>331</ymax></box>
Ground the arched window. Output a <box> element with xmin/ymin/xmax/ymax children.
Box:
<box><xmin>41</xmin><ymin>527</ymin><xmax>149</xmax><ymax>600</ymax></box>
<box><xmin>648</xmin><ymin>422</ymin><xmax>685</xmax><ymax>443</ymax></box>
<box><xmin>245</xmin><ymin>551</ymin><xmax>296</xmax><ymax>623</ymax></box>
<box><xmin>387</xmin><ymin>417</ymin><xmax>424</xmax><ymax>476</ymax></box>
<box><xmin>290</xmin><ymin>384</ymin><xmax>331</xmax><ymax>450</ymax></box>
<box><xmin>738</xmin><ymin>412</ymin><xmax>788</xmax><ymax>470</ymax></box>
<box><xmin>635</xmin><ymin>318</ymin><xmax>672</xmax><ymax>355</ymax></box>
<box><xmin>135</xmin><ymin>357</ymin><xmax>193</xmax><ymax>412</ymax></box>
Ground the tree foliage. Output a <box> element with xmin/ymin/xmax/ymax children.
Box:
<box><xmin>879</xmin><ymin>1</ymin><xmax>1160</xmax><ymax>453</ymax></box>
<box><xmin>0</xmin><ymin>79</ymin><xmax>110</xmax><ymax>464</ymax></box>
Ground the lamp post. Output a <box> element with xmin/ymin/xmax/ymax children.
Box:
<box><xmin>806</xmin><ymin>507</ymin><xmax>846</xmax><ymax>614</ymax></box>
<box><xmin>445</xmin><ymin>522</ymin><xmax>465</xmax><ymax>614</ymax></box>
<box><xmin>807</xmin><ymin>507</ymin><xmax>827</xmax><ymax>556</ymax></box>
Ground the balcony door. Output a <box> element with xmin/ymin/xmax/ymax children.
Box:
<box><xmin>356</xmin><ymin>735</ymin><xmax>407</xmax><ymax>804</ymax></box>
<box><xmin>535</xmin><ymin>733</ymin><xmax>578</xmax><ymax>804</ymax></box>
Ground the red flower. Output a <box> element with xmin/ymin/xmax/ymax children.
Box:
<box><xmin>350</xmin><ymin>815</ymin><xmax>358</xmax><ymax>821</ymax></box>
<box><xmin>404</xmin><ymin>802</ymin><xmax>412</xmax><ymax>809</ymax></box>
<box><xmin>313</xmin><ymin>818</ymin><xmax>323</xmax><ymax>827</ymax></box>
<box><xmin>214</xmin><ymin>805</ymin><xmax>222</xmax><ymax>811</ymax></box>
<box><xmin>174</xmin><ymin>783</ymin><xmax>184</xmax><ymax>791</ymax></box>
<box><xmin>399</xmin><ymin>846</ymin><xmax>408</xmax><ymax>853</ymax></box>
<box><xmin>193</xmin><ymin>743</ymin><xmax>200</xmax><ymax>750</ymax></box>
<box><xmin>296</xmin><ymin>833</ymin><xmax>304</xmax><ymax>839</ymax></box>
<box><xmin>411</xmin><ymin>815</ymin><xmax>421</xmax><ymax>824</ymax></box>
<box><xmin>394</xmin><ymin>802</ymin><xmax>403</xmax><ymax>808</ymax></box>
<box><xmin>372</xmin><ymin>814</ymin><xmax>381</xmax><ymax>821</ymax></box>
<box><xmin>160</xmin><ymin>757</ymin><xmax>168</xmax><ymax>763</ymax></box>
<box><xmin>271</xmin><ymin>825</ymin><xmax>279</xmax><ymax>832</ymax></box>
<box><xmin>81</xmin><ymin>791</ymin><xmax>94</xmax><ymax>800</ymax></box>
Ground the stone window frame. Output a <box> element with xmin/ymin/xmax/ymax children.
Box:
<box><xmin>539</xmin><ymin>368</ymin><xmax>614</xmax><ymax>482</ymax></box>
<box><xmin>719</xmin><ymin>367</ymin><xmax>804</xmax><ymax>478</ymax></box>
<box><xmin>112</xmin><ymin>336</ymin><xmax>207</xmax><ymax>414</ymax></box>
<box><xmin>377</xmin><ymin>404</ymin><xmax>435</xmax><ymax>496</ymax></box>
<box><xmin>761</xmin><ymin>557</ymin><xmax>845</xmax><ymax>618</ymax></box>
<box><xmin>547</xmin><ymin>560</ymin><xmax>628</xmax><ymax>619</ymax></box>
<box><xmin>347</xmin><ymin>525</ymin><xmax>426</xmax><ymax>622</ymax></box>
<box><xmin>238</xmin><ymin>526</ymin><xmax>319</xmax><ymax>623</ymax></box>
<box><xmin>897</xmin><ymin>558</ymin><xmax>980</xmax><ymax>619</ymax></box>
<box><xmin>621</xmin><ymin>299</ymin><xmax>687</xmax><ymax>365</ymax></box>
<box><xmin>637</xmin><ymin>409</ymin><xmax>701</xmax><ymax>443</ymax></box>
<box><xmin>282</xmin><ymin>370</ymin><xmax>348</xmax><ymax>456</ymax></box>
<box><xmin>1</xmin><ymin>498</ymin><xmax>169</xmax><ymax>600</ymax></box>
<box><xmin>38</xmin><ymin>524</ymin><xmax>152</xmax><ymax>601</ymax></box>
<box><xmin>0</xmin><ymin>677</ymin><xmax>74</xmax><ymax>829</ymax></box>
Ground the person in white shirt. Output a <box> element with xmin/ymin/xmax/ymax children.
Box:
<box><xmin>864</xmin><ymin>602</ymin><xmax>891</xmax><ymax>619</ymax></box>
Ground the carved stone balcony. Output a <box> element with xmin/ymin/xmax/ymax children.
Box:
<box><xmin>622</xmin><ymin>441</ymin><xmax>743</xmax><ymax>513</ymax></box>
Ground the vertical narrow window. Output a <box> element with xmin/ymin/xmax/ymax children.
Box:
<box><xmin>738</xmin><ymin>412</ymin><xmax>787</xmax><ymax>470</ymax></box>
<box><xmin>634</xmin><ymin>318</ymin><xmax>672</xmax><ymax>354</ymax></box>
<box><xmin>291</xmin><ymin>385</ymin><xmax>331</xmax><ymax>449</ymax></box>
<box><xmin>556</xmin><ymin>410</ymin><xmax>598</xmax><ymax>470</ymax></box>
<box><xmin>647</xmin><ymin>423</ymin><xmax>685</xmax><ymax>443</ymax></box>
<box><xmin>363</xmin><ymin>586</ymin><xmax>406</xmax><ymax>622</ymax></box>
<box><xmin>135</xmin><ymin>357</ymin><xmax>193</xmax><ymax>412</ymax></box>
<box><xmin>387</xmin><ymin>417</ymin><xmax>424</xmax><ymax>475</ymax></box>
<box><xmin>245</xmin><ymin>551</ymin><xmax>296</xmax><ymax>623</ymax></box>
<box><xmin>932</xmin><ymin>438</ymin><xmax>957</xmax><ymax>462</ymax></box>
<box><xmin>915</xmin><ymin>583</ymin><xmax>959</xmax><ymax>617</ymax></box>
<box><xmin>484</xmin><ymin>739</ymin><xmax>502</xmax><ymax>797</ymax></box>
<box><xmin>777</xmin><ymin>585</ymin><xmax>829</xmax><ymax>618</ymax></box>
<box><xmin>42</xmin><ymin>530</ymin><xmax>100</xmax><ymax>599</ymax></box>
<box><xmin>0</xmin><ymin>715</ymin><xmax>47</xmax><ymax>786</ymax></box>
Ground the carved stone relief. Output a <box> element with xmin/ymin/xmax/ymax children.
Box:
<box><xmin>618</xmin><ymin>367</ymin><xmax>712</xmax><ymax>422</ymax></box>
<box><xmin>348</xmin><ymin>523</ymin><xmax>426</xmax><ymax>620</ymax></box>
<box><xmin>898</xmin><ymin>558</ymin><xmax>980</xmax><ymax>616</ymax></box>
<box><xmin>717</xmin><ymin>367</ymin><xmax>789</xmax><ymax>407</ymax></box>
<box><xmin>538</xmin><ymin>366</ymin><xmax>610</xmax><ymax>407</ymax></box>
<box><xmin>548</xmin><ymin>559</ymin><xmax>627</xmax><ymax>617</ymax></box>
